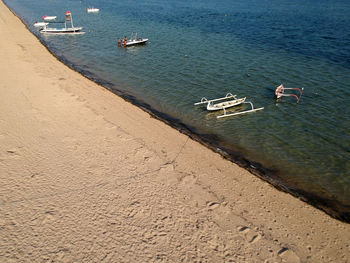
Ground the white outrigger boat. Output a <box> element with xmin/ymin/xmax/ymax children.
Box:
<box><xmin>40</xmin><ymin>11</ymin><xmax>84</xmax><ymax>34</ymax></box>
<box><xmin>42</xmin><ymin>15</ymin><xmax>57</xmax><ymax>21</ymax></box>
<box><xmin>34</xmin><ymin>15</ymin><xmax>55</xmax><ymax>27</ymax></box>
<box><xmin>34</xmin><ymin>21</ymin><xmax>48</xmax><ymax>27</ymax></box>
<box><xmin>194</xmin><ymin>93</ymin><xmax>264</xmax><ymax>118</ymax></box>
<box><xmin>275</xmin><ymin>84</ymin><xmax>303</xmax><ymax>102</ymax></box>
<box><xmin>87</xmin><ymin>7</ymin><xmax>100</xmax><ymax>13</ymax></box>
<box><xmin>118</xmin><ymin>33</ymin><xmax>148</xmax><ymax>47</ymax></box>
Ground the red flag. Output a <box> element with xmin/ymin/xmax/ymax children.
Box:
<box><xmin>65</xmin><ymin>11</ymin><xmax>71</xmax><ymax>21</ymax></box>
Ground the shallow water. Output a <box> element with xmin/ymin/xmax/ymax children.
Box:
<box><xmin>5</xmin><ymin>0</ymin><xmax>350</xmax><ymax>220</ymax></box>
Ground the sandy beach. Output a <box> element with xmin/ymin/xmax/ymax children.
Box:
<box><xmin>0</xmin><ymin>1</ymin><xmax>349</xmax><ymax>262</ymax></box>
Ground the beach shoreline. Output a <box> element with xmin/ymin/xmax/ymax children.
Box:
<box><xmin>1</xmin><ymin>0</ymin><xmax>349</xmax><ymax>262</ymax></box>
<box><xmin>4</xmin><ymin>0</ymin><xmax>349</xmax><ymax>223</ymax></box>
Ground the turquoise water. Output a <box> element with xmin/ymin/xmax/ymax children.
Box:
<box><xmin>4</xmin><ymin>0</ymin><xmax>350</xmax><ymax>221</ymax></box>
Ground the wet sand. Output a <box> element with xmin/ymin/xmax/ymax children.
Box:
<box><xmin>0</xmin><ymin>1</ymin><xmax>349</xmax><ymax>262</ymax></box>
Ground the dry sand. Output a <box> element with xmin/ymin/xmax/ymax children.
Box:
<box><xmin>0</xmin><ymin>1</ymin><xmax>349</xmax><ymax>262</ymax></box>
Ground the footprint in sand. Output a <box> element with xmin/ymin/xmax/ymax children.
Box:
<box><xmin>7</xmin><ymin>149</ymin><xmax>16</xmax><ymax>154</ymax></box>
<box><xmin>206</xmin><ymin>201</ymin><xmax>220</xmax><ymax>210</ymax></box>
<box><xmin>238</xmin><ymin>226</ymin><xmax>262</xmax><ymax>244</ymax></box>
<box><xmin>134</xmin><ymin>146</ymin><xmax>153</xmax><ymax>162</ymax></box>
<box><xmin>278</xmin><ymin>247</ymin><xmax>301</xmax><ymax>263</ymax></box>
<box><xmin>6</xmin><ymin>148</ymin><xmax>21</xmax><ymax>159</ymax></box>
<box><xmin>41</xmin><ymin>210</ymin><xmax>56</xmax><ymax>225</ymax></box>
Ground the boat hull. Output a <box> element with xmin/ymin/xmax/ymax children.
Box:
<box><xmin>34</xmin><ymin>22</ymin><xmax>48</xmax><ymax>27</ymax></box>
<box><xmin>206</xmin><ymin>98</ymin><xmax>246</xmax><ymax>111</ymax></box>
<box><xmin>87</xmin><ymin>8</ymin><xmax>99</xmax><ymax>13</ymax></box>
<box><xmin>43</xmin><ymin>16</ymin><xmax>57</xmax><ymax>21</ymax></box>
<box><xmin>124</xmin><ymin>39</ymin><xmax>149</xmax><ymax>46</ymax></box>
<box><xmin>40</xmin><ymin>27</ymin><xmax>84</xmax><ymax>34</ymax></box>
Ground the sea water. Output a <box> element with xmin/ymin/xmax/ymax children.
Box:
<box><xmin>4</xmin><ymin>0</ymin><xmax>350</xmax><ymax>220</ymax></box>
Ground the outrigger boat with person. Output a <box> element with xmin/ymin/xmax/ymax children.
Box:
<box><xmin>194</xmin><ymin>93</ymin><xmax>264</xmax><ymax>118</ymax></box>
<box><xmin>275</xmin><ymin>84</ymin><xmax>303</xmax><ymax>102</ymax></box>
<box><xmin>40</xmin><ymin>11</ymin><xmax>84</xmax><ymax>34</ymax></box>
<box><xmin>118</xmin><ymin>33</ymin><xmax>148</xmax><ymax>47</ymax></box>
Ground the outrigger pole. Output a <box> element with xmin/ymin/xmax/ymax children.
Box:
<box><xmin>217</xmin><ymin>101</ymin><xmax>264</xmax><ymax>118</ymax></box>
<box><xmin>194</xmin><ymin>93</ymin><xmax>237</xmax><ymax>105</ymax></box>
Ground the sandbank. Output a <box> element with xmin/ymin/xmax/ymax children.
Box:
<box><xmin>0</xmin><ymin>1</ymin><xmax>349</xmax><ymax>262</ymax></box>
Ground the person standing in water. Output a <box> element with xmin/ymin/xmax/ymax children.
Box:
<box><xmin>123</xmin><ymin>36</ymin><xmax>127</xmax><ymax>46</ymax></box>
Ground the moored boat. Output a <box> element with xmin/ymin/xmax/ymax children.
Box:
<box><xmin>40</xmin><ymin>27</ymin><xmax>84</xmax><ymax>34</ymax></box>
<box><xmin>87</xmin><ymin>7</ymin><xmax>99</xmax><ymax>13</ymax></box>
<box><xmin>275</xmin><ymin>84</ymin><xmax>303</xmax><ymax>102</ymax></box>
<box><xmin>118</xmin><ymin>33</ymin><xmax>148</xmax><ymax>47</ymax></box>
<box><xmin>42</xmin><ymin>15</ymin><xmax>57</xmax><ymax>21</ymax></box>
<box><xmin>40</xmin><ymin>11</ymin><xmax>84</xmax><ymax>34</ymax></box>
<box><xmin>207</xmin><ymin>97</ymin><xmax>246</xmax><ymax>111</ymax></box>
<box><xmin>194</xmin><ymin>93</ymin><xmax>264</xmax><ymax>118</ymax></box>
<box><xmin>34</xmin><ymin>22</ymin><xmax>48</xmax><ymax>27</ymax></box>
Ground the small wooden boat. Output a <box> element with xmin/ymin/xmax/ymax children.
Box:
<box><xmin>194</xmin><ymin>93</ymin><xmax>264</xmax><ymax>118</ymax></box>
<box><xmin>42</xmin><ymin>15</ymin><xmax>57</xmax><ymax>21</ymax></box>
<box><xmin>118</xmin><ymin>33</ymin><xmax>148</xmax><ymax>47</ymax></box>
<box><xmin>40</xmin><ymin>11</ymin><xmax>84</xmax><ymax>34</ymax></box>
<box><xmin>275</xmin><ymin>84</ymin><xmax>303</xmax><ymax>102</ymax></box>
<box><xmin>207</xmin><ymin>97</ymin><xmax>246</xmax><ymax>111</ymax></box>
<box><xmin>87</xmin><ymin>7</ymin><xmax>99</xmax><ymax>13</ymax></box>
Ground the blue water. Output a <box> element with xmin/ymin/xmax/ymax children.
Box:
<box><xmin>4</xmin><ymin>0</ymin><xmax>350</xmax><ymax>220</ymax></box>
